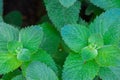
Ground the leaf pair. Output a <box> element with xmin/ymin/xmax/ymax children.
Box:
<box><xmin>61</xmin><ymin>8</ymin><xmax>120</xmax><ymax>80</ymax></box>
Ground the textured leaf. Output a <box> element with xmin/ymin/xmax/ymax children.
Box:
<box><xmin>0</xmin><ymin>0</ymin><xmax>3</xmax><ymax>16</ymax></box>
<box><xmin>12</xmin><ymin>75</ymin><xmax>25</xmax><ymax>80</ymax></box>
<box><xmin>90</xmin><ymin>0</ymin><xmax>120</xmax><ymax>10</ymax></box>
<box><xmin>59</xmin><ymin>0</ymin><xmax>77</xmax><ymax>8</ymax></box>
<box><xmin>96</xmin><ymin>45</ymin><xmax>120</xmax><ymax>67</ymax></box>
<box><xmin>89</xmin><ymin>8</ymin><xmax>120</xmax><ymax>36</ymax></box>
<box><xmin>21</xmin><ymin>49</ymin><xmax>58</xmax><ymax>75</ymax></box>
<box><xmin>40</xmin><ymin>22</ymin><xmax>60</xmax><ymax>54</ymax></box>
<box><xmin>17</xmin><ymin>49</ymin><xmax>31</xmax><ymax>62</ymax></box>
<box><xmin>62</xmin><ymin>53</ymin><xmax>99</xmax><ymax>80</ymax></box>
<box><xmin>104</xmin><ymin>24</ymin><xmax>120</xmax><ymax>46</ymax></box>
<box><xmin>99</xmin><ymin>66</ymin><xmax>120</xmax><ymax>80</ymax></box>
<box><xmin>7</xmin><ymin>41</ymin><xmax>23</xmax><ymax>54</ymax></box>
<box><xmin>61</xmin><ymin>24</ymin><xmax>90</xmax><ymax>53</ymax></box>
<box><xmin>88</xmin><ymin>34</ymin><xmax>104</xmax><ymax>49</ymax></box>
<box><xmin>81</xmin><ymin>46</ymin><xmax>98</xmax><ymax>61</ymax></box>
<box><xmin>44</xmin><ymin>0</ymin><xmax>80</xmax><ymax>30</ymax></box>
<box><xmin>0</xmin><ymin>53</ymin><xmax>22</xmax><ymax>74</ymax></box>
<box><xmin>19</xmin><ymin>26</ymin><xmax>43</xmax><ymax>52</ymax></box>
<box><xmin>0</xmin><ymin>22</ymin><xmax>19</xmax><ymax>52</ymax></box>
<box><xmin>26</xmin><ymin>61</ymin><xmax>58</xmax><ymax>80</ymax></box>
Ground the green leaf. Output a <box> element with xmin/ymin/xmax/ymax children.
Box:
<box><xmin>81</xmin><ymin>46</ymin><xmax>98</xmax><ymax>61</ymax></box>
<box><xmin>21</xmin><ymin>49</ymin><xmax>58</xmax><ymax>75</ymax></box>
<box><xmin>26</xmin><ymin>61</ymin><xmax>58</xmax><ymax>80</ymax></box>
<box><xmin>4</xmin><ymin>11</ymin><xmax>23</xmax><ymax>26</ymax></box>
<box><xmin>12</xmin><ymin>75</ymin><xmax>25</xmax><ymax>80</ymax></box>
<box><xmin>96</xmin><ymin>45</ymin><xmax>120</xmax><ymax>67</ymax></box>
<box><xmin>99</xmin><ymin>66</ymin><xmax>120</xmax><ymax>80</ymax></box>
<box><xmin>0</xmin><ymin>22</ymin><xmax>19</xmax><ymax>52</ymax></box>
<box><xmin>40</xmin><ymin>22</ymin><xmax>60</xmax><ymax>54</ymax></box>
<box><xmin>19</xmin><ymin>26</ymin><xmax>43</xmax><ymax>52</ymax></box>
<box><xmin>0</xmin><ymin>0</ymin><xmax>3</xmax><ymax>16</ymax></box>
<box><xmin>59</xmin><ymin>0</ymin><xmax>77</xmax><ymax>8</ymax></box>
<box><xmin>0</xmin><ymin>53</ymin><xmax>22</xmax><ymax>74</ymax></box>
<box><xmin>62</xmin><ymin>53</ymin><xmax>99</xmax><ymax>80</ymax></box>
<box><xmin>17</xmin><ymin>49</ymin><xmax>31</xmax><ymax>62</ymax></box>
<box><xmin>44</xmin><ymin>0</ymin><xmax>80</xmax><ymax>30</ymax></box>
<box><xmin>88</xmin><ymin>34</ymin><xmax>104</xmax><ymax>49</ymax></box>
<box><xmin>90</xmin><ymin>0</ymin><xmax>120</xmax><ymax>10</ymax></box>
<box><xmin>61</xmin><ymin>24</ymin><xmax>90</xmax><ymax>53</ymax></box>
<box><xmin>104</xmin><ymin>24</ymin><xmax>120</xmax><ymax>46</ymax></box>
<box><xmin>7</xmin><ymin>41</ymin><xmax>23</xmax><ymax>54</ymax></box>
<box><xmin>89</xmin><ymin>8</ymin><xmax>120</xmax><ymax>36</ymax></box>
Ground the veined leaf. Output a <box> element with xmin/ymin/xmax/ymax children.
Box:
<box><xmin>26</xmin><ymin>61</ymin><xmax>58</xmax><ymax>80</ymax></box>
<box><xmin>96</xmin><ymin>45</ymin><xmax>120</xmax><ymax>67</ymax></box>
<box><xmin>61</xmin><ymin>24</ymin><xmax>90</xmax><ymax>53</ymax></box>
<box><xmin>99</xmin><ymin>66</ymin><xmax>120</xmax><ymax>80</ymax></box>
<box><xmin>44</xmin><ymin>0</ymin><xmax>80</xmax><ymax>31</ymax></box>
<box><xmin>0</xmin><ymin>53</ymin><xmax>22</xmax><ymax>74</ymax></box>
<box><xmin>89</xmin><ymin>8</ymin><xmax>120</xmax><ymax>36</ymax></box>
<box><xmin>90</xmin><ymin>0</ymin><xmax>120</xmax><ymax>10</ymax></box>
<box><xmin>19</xmin><ymin>26</ymin><xmax>43</xmax><ymax>52</ymax></box>
<box><xmin>59</xmin><ymin>0</ymin><xmax>77</xmax><ymax>8</ymax></box>
<box><xmin>0</xmin><ymin>22</ymin><xmax>19</xmax><ymax>52</ymax></box>
<box><xmin>62</xmin><ymin>53</ymin><xmax>99</xmax><ymax>80</ymax></box>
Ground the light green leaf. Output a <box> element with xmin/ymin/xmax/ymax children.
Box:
<box><xmin>81</xmin><ymin>46</ymin><xmax>98</xmax><ymax>61</ymax></box>
<box><xmin>7</xmin><ymin>41</ymin><xmax>23</xmax><ymax>54</ymax></box>
<box><xmin>21</xmin><ymin>49</ymin><xmax>58</xmax><ymax>75</ymax></box>
<box><xmin>62</xmin><ymin>53</ymin><xmax>99</xmax><ymax>80</ymax></box>
<box><xmin>99</xmin><ymin>66</ymin><xmax>120</xmax><ymax>80</ymax></box>
<box><xmin>88</xmin><ymin>34</ymin><xmax>104</xmax><ymax>49</ymax></box>
<box><xmin>26</xmin><ymin>61</ymin><xmax>58</xmax><ymax>80</ymax></box>
<box><xmin>44</xmin><ymin>0</ymin><xmax>80</xmax><ymax>30</ymax></box>
<box><xmin>12</xmin><ymin>75</ymin><xmax>25</xmax><ymax>80</ymax></box>
<box><xmin>90</xmin><ymin>0</ymin><xmax>120</xmax><ymax>10</ymax></box>
<box><xmin>17</xmin><ymin>49</ymin><xmax>31</xmax><ymax>62</ymax></box>
<box><xmin>59</xmin><ymin>0</ymin><xmax>77</xmax><ymax>8</ymax></box>
<box><xmin>61</xmin><ymin>24</ymin><xmax>90</xmax><ymax>53</ymax></box>
<box><xmin>0</xmin><ymin>22</ymin><xmax>19</xmax><ymax>52</ymax></box>
<box><xmin>96</xmin><ymin>45</ymin><xmax>120</xmax><ymax>67</ymax></box>
<box><xmin>40</xmin><ymin>22</ymin><xmax>60</xmax><ymax>54</ymax></box>
<box><xmin>0</xmin><ymin>53</ymin><xmax>22</xmax><ymax>74</ymax></box>
<box><xmin>19</xmin><ymin>26</ymin><xmax>43</xmax><ymax>52</ymax></box>
<box><xmin>89</xmin><ymin>8</ymin><xmax>120</xmax><ymax>36</ymax></box>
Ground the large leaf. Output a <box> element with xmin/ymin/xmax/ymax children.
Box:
<box><xmin>21</xmin><ymin>49</ymin><xmax>58</xmax><ymax>75</ymax></box>
<box><xmin>19</xmin><ymin>26</ymin><xmax>43</xmax><ymax>52</ymax></box>
<box><xmin>44</xmin><ymin>0</ymin><xmax>80</xmax><ymax>30</ymax></box>
<box><xmin>0</xmin><ymin>22</ymin><xmax>19</xmax><ymax>52</ymax></box>
<box><xmin>26</xmin><ymin>61</ymin><xmax>58</xmax><ymax>80</ymax></box>
<box><xmin>99</xmin><ymin>66</ymin><xmax>120</xmax><ymax>80</ymax></box>
<box><xmin>59</xmin><ymin>0</ymin><xmax>77</xmax><ymax>8</ymax></box>
<box><xmin>61</xmin><ymin>24</ymin><xmax>90</xmax><ymax>53</ymax></box>
<box><xmin>89</xmin><ymin>8</ymin><xmax>120</xmax><ymax>36</ymax></box>
<box><xmin>40</xmin><ymin>22</ymin><xmax>60</xmax><ymax>54</ymax></box>
<box><xmin>62</xmin><ymin>53</ymin><xmax>99</xmax><ymax>80</ymax></box>
<box><xmin>96</xmin><ymin>45</ymin><xmax>120</xmax><ymax>67</ymax></box>
<box><xmin>0</xmin><ymin>53</ymin><xmax>22</xmax><ymax>74</ymax></box>
<box><xmin>90</xmin><ymin>0</ymin><xmax>120</xmax><ymax>10</ymax></box>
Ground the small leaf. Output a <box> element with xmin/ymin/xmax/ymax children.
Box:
<box><xmin>88</xmin><ymin>34</ymin><xmax>104</xmax><ymax>49</ymax></box>
<box><xmin>0</xmin><ymin>53</ymin><xmax>22</xmax><ymax>74</ymax></box>
<box><xmin>96</xmin><ymin>45</ymin><xmax>120</xmax><ymax>67</ymax></box>
<box><xmin>12</xmin><ymin>75</ymin><xmax>25</xmax><ymax>80</ymax></box>
<box><xmin>0</xmin><ymin>22</ymin><xmax>19</xmax><ymax>52</ymax></box>
<box><xmin>59</xmin><ymin>0</ymin><xmax>77</xmax><ymax>8</ymax></box>
<box><xmin>81</xmin><ymin>46</ymin><xmax>98</xmax><ymax>61</ymax></box>
<box><xmin>17</xmin><ymin>49</ymin><xmax>31</xmax><ymax>62</ymax></box>
<box><xmin>62</xmin><ymin>53</ymin><xmax>99</xmax><ymax>80</ymax></box>
<box><xmin>99</xmin><ymin>66</ymin><xmax>120</xmax><ymax>80</ymax></box>
<box><xmin>19</xmin><ymin>26</ymin><xmax>43</xmax><ymax>52</ymax></box>
<box><xmin>26</xmin><ymin>61</ymin><xmax>58</xmax><ymax>80</ymax></box>
<box><xmin>7</xmin><ymin>41</ymin><xmax>23</xmax><ymax>54</ymax></box>
<box><xmin>61</xmin><ymin>24</ymin><xmax>90</xmax><ymax>53</ymax></box>
<box><xmin>0</xmin><ymin>0</ymin><xmax>3</xmax><ymax>16</ymax></box>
